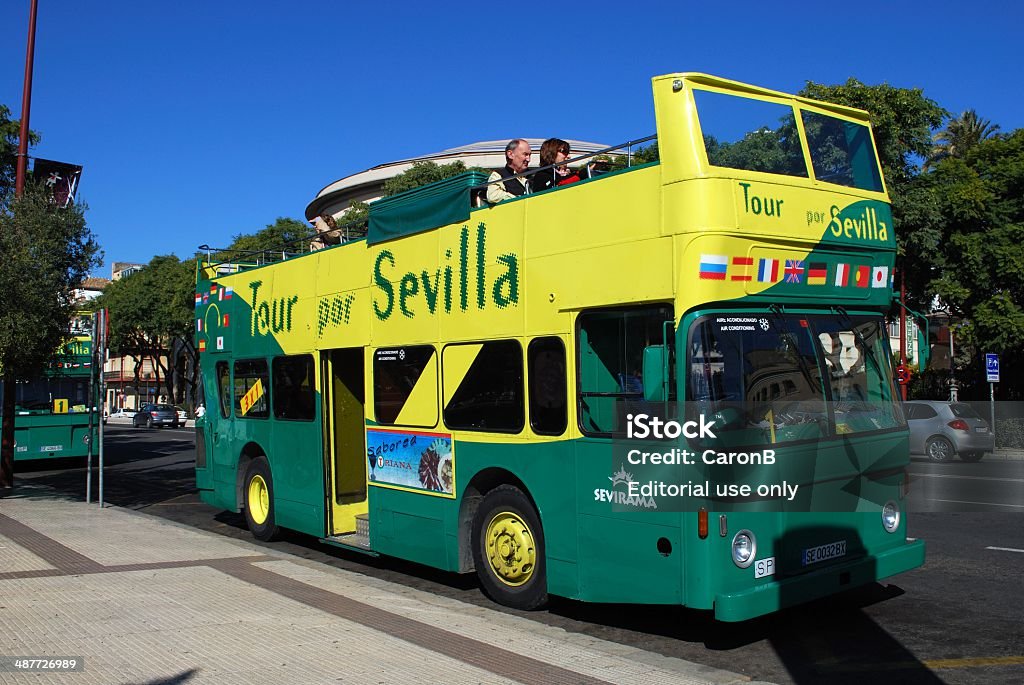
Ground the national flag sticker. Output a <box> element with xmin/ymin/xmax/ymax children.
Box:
<box><xmin>807</xmin><ymin>262</ymin><xmax>827</xmax><ymax>285</ymax></box>
<box><xmin>699</xmin><ymin>254</ymin><xmax>728</xmax><ymax>280</ymax></box>
<box><xmin>871</xmin><ymin>266</ymin><xmax>889</xmax><ymax>288</ymax></box>
<box><xmin>216</xmin><ymin>336</ymin><xmax>224</xmax><ymax>351</ymax></box>
<box><xmin>194</xmin><ymin>293</ymin><xmax>202</xmax><ymax>307</ymax></box>
<box><xmin>855</xmin><ymin>265</ymin><xmax>870</xmax><ymax>288</ymax></box>
<box><xmin>730</xmin><ymin>256</ymin><xmax>754</xmax><ymax>281</ymax></box>
<box><xmin>784</xmin><ymin>260</ymin><xmax>804</xmax><ymax>283</ymax></box>
<box><xmin>834</xmin><ymin>263</ymin><xmax>850</xmax><ymax>287</ymax></box>
<box><xmin>757</xmin><ymin>258</ymin><xmax>780</xmax><ymax>283</ymax></box>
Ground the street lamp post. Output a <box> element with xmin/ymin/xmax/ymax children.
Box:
<box><xmin>14</xmin><ymin>0</ymin><xmax>40</xmax><ymax>197</ymax></box>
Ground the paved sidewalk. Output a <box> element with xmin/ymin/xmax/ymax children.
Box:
<box><xmin>0</xmin><ymin>486</ymin><xmax>766</xmax><ymax>685</ymax></box>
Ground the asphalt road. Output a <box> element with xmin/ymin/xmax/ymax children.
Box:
<box><xmin>12</xmin><ymin>425</ymin><xmax>1024</xmax><ymax>685</ymax></box>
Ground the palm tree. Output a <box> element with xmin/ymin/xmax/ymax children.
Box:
<box><xmin>925</xmin><ymin>110</ymin><xmax>1000</xmax><ymax>169</ymax></box>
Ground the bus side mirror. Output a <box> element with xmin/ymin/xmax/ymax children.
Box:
<box><xmin>642</xmin><ymin>345</ymin><xmax>667</xmax><ymax>402</ymax></box>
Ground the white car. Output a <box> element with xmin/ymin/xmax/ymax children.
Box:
<box><xmin>109</xmin><ymin>408</ymin><xmax>136</xmax><ymax>419</ymax></box>
<box><xmin>175</xmin><ymin>407</ymin><xmax>187</xmax><ymax>424</ymax></box>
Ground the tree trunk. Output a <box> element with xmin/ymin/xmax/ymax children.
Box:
<box><xmin>1</xmin><ymin>369</ymin><xmax>17</xmax><ymax>488</ymax></box>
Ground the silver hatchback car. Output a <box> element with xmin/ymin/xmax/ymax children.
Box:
<box><xmin>904</xmin><ymin>400</ymin><xmax>994</xmax><ymax>462</ymax></box>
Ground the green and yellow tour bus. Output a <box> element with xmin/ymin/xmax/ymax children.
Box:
<box><xmin>194</xmin><ymin>73</ymin><xmax>924</xmax><ymax>621</ymax></box>
<box><xmin>2</xmin><ymin>313</ymin><xmax>99</xmax><ymax>461</ymax></box>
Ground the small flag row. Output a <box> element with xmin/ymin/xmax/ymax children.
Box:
<box><xmin>698</xmin><ymin>254</ymin><xmax>890</xmax><ymax>288</ymax></box>
<box><xmin>194</xmin><ymin>284</ymin><xmax>234</xmax><ymax>307</ymax></box>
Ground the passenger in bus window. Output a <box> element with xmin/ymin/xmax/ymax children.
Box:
<box><xmin>486</xmin><ymin>139</ymin><xmax>532</xmax><ymax>203</ymax></box>
<box><xmin>532</xmin><ymin>138</ymin><xmax>580</xmax><ymax>193</ymax></box>
<box><xmin>310</xmin><ymin>213</ymin><xmax>342</xmax><ymax>250</ymax></box>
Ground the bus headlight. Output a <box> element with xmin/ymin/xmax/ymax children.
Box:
<box><xmin>882</xmin><ymin>501</ymin><xmax>900</xmax><ymax>533</ymax></box>
<box><xmin>731</xmin><ymin>530</ymin><xmax>756</xmax><ymax>568</ymax></box>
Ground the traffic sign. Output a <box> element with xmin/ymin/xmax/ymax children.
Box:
<box><xmin>985</xmin><ymin>353</ymin><xmax>999</xmax><ymax>383</ymax></box>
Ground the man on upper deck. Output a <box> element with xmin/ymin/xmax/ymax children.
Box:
<box><xmin>486</xmin><ymin>139</ymin><xmax>532</xmax><ymax>203</ymax></box>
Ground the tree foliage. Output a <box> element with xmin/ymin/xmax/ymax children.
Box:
<box><xmin>217</xmin><ymin>217</ymin><xmax>310</xmax><ymax>260</ymax></box>
<box><xmin>382</xmin><ymin>160</ymin><xmax>469</xmax><ymax>197</ymax></box>
<box><xmin>926</xmin><ymin>109</ymin><xmax>1001</xmax><ymax>169</ymax></box>
<box><xmin>909</xmin><ymin>131</ymin><xmax>1024</xmax><ymax>397</ymax></box>
<box><xmin>0</xmin><ymin>183</ymin><xmax>101</xmax><ymax>486</ymax></box>
<box><xmin>95</xmin><ymin>255</ymin><xmax>197</xmax><ymax>405</ymax></box>
<box><xmin>0</xmin><ymin>104</ymin><xmax>40</xmax><ymax>210</ymax></box>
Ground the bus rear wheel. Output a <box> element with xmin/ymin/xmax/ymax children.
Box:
<box><xmin>244</xmin><ymin>457</ymin><xmax>279</xmax><ymax>541</ymax></box>
<box><xmin>471</xmin><ymin>485</ymin><xmax>547</xmax><ymax>610</ymax></box>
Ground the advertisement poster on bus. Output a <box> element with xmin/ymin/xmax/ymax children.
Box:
<box><xmin>366</xmin><ymin>428</ymin><xmax>454</xmax><ymax>497</ymax></box>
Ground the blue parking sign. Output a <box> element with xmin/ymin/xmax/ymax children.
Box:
<box><xmin>985</xmin><ymin>353</ymin><xmax>999</xmax><ymax>383</ymax></box>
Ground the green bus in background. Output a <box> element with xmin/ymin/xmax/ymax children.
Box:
<box><xmin>2</xmin><ymin>316</ymin><xmax>99</xmax><ymax>462</ymax></box>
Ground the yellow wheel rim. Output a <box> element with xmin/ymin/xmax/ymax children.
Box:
<box><xmin>484</xmin><ymin>511</ymin><xmax>536</xmax><ymax>587</ymax></box>
<box><xmin>248</xmin><ymin>474</ymin><xmax>270</xmax><ymax>525</ymax></box>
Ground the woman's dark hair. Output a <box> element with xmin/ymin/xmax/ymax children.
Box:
<box><xmin>539</xmin><ymin>138</ymin><xmax>569</xmax><ymax>168</ymax></box>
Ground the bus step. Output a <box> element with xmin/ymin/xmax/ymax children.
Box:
<box><xmin>356</xmin><ymin>514</ymin><xmax>370</xmax><ymax>538</ymax></box>
<box><xmin>320</xmin><ymin>532</ymin><xmax>377</xmax><ymax>556</ymax></box>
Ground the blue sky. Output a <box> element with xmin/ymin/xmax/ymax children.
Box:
<box><xmin>3</xmin><ymin>1</ymin><xmax>1021</xmax><ymax>277</ymax></box>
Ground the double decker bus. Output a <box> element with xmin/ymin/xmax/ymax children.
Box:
<box><xmin>2</xmin><ymin>313</ymin><xmax>98</xmax><ymax>461</ymax></box>
<box><xmin>194</xmin><ymin>73</ymin><xmax>924</xmax><ymax>621</ymax></box>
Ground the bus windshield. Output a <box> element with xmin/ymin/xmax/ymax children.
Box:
<box><xmin>687</xmin><ymin>313</ymin><xmax>903</xmax><ymax>445</ymax></box>
<box><xmin>693</xmin><ymin>88</ymin><xmax>884</xmax><ymax>192</ymax></box>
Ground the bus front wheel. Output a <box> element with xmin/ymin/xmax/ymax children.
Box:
<box><xmin>244</xmin><ymin>457</ymin><xmax>280</xmax><ymax>541</ymax></box>
<box><xmin>471</xmin><ymin>485</ymin><xmax>547</xmax><ymax>610</ymax></box>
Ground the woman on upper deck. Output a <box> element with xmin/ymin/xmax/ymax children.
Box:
<box><xmin>531</xmin><ymin>138</ymin><xmax>581</xmax><ymax>193</ymax></box>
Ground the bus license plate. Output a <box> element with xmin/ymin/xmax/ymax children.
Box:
<box><xmin>802</xmin><ymin>540</ymin><xmax>846</xmax><ymax>566</ymax></box>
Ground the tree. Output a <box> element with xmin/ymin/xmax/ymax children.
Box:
<box><xmin>909</xmin><ymin>130</ymin><xmax>1024</xmax><ymax>399</ymax></box>
<box><xmin>95</xmin><ymin>255</ymin><xmax>197</xmax><ymax>409</ymax></box>
<box><xmin>215</xmin><ymin>217</ymin><xmax>310</xmax><ymax>261</ymax></box>
<box><xmin>0</xmin><ymin>104</ymin><xmax>39</xmax><ymax>209</ymax></box>
<box><xmin>382</xmin><ymin>160</ymin><xmax>470</xmax><ymax>197</ymax></box>
<box><xmin>926</xmin><ymin>109</ymin><xmax>1001</xmax><ymax>169</ymax></box>
<box><xmin>0</xmin><ymin>183</ymin><xmax>101</xmax><ymax>487</ymax></box>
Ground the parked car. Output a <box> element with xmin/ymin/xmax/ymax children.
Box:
<box><xmin>904</xmin><ymin>400</ymin><xmax>993</xmax><ymax>462</ymax></box>
<box><xmin>109</xmin><ymin>408</ymin><xmax>136</xmax><ymax>419</ymax></box>
<box><xmin>132</xmin><ymin>403</ymin><xmax>180</xmax><ymax>428</ymax></box>
<box><xmin>174</xmin><ymin>406</ymin><xmax>187</xmax><ymax>424</ymax></box>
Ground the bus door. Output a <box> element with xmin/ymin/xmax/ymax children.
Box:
<box><xmin>322</xmin><ymin>348</ymin><xmax>367</xmax><ymax>535</ymax></box>
<box><xmin>574</xmin><ymin>305</ymin><xmax>682</xmax><ymax>603</ymax></box>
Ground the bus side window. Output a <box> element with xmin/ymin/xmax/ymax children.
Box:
<box><xmin>373</xmin><ymin>346</ymin><xmax>437</xmax><ymax>427</ymax></box>
<box><xmin>272</xmin><ymin>355</ymin><xmax>315</xmax><ymax>421</ymax></box>
<box><xmin>443</xmin><ymin>340</ymin><xmax>524</xmax><ymax>433</ymax></box>
<box><xmin>234</xmin><ymin>359</ymin><xmax>270</xmax><ymax>419</ymax></box>
<box><xmin>216</xmin><ymin>362</ymin><xmax>231</xmax><ymax>418</ymax></box>
<box><xmin>528</xmin><ymin>337</ymin><xmax>567</xmax><ymax>436</ymax></box>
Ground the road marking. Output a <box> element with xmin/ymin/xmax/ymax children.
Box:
<box><xmin>930</xmin><ymin>498</ymin><xmax>1024</xmax><ymax>508</ymax></box>
<box><xmin>985</xmin><ymin>546</ymin><xmax>1024</xmax><ymax>553</ymax></box>
<box><xmin>924</xmin><ymin>655</ymin><xmax>1024</xmax><ymax>669</ymax></box>
<box><xmin>908</xmin><ymin>472</ymin><xmax>1024</xmax><ymax>484</ymax></box>
<box><xmin>819</xmin><ymin>654</ymin><xmax>1024</xmax><ymax>672</ymax></box>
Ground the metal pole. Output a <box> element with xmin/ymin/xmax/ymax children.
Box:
<box><xmin>86</xmin><ymin>313</ymin><xmax>96</xmax><ymax>503</ymax></box>
<box><xmin>900</xmin><ymin>269</ymin><xmax>907</xmax><ymax>400</ymax></box>
<box><xmin>98</xmin><ymin>309</ymin><xmax>106</xmax><ymax>507</ymax></box>
<box><xmin>990</xmin><ymin>381</ymin><xmax>996</xmax><ymax>446</ymax></box>
<box><xmin>949</xmin><ymin>320</ymin><xmax>956</xmax><ymax>402</ymax></box>
<box><xmin>14</xmin><ymin>0</ymin><xmax>39</xmax><ymax>197</ymax></box>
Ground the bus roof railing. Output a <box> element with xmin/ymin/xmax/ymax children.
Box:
<box><xmin>470</xmin><ymin>134</ymin><xmax>658</xmax><ymax>205</ymax></box>
<box><xmin>197</xmin><ymin>133</ymin><xmax>658</xmax><ymax>274</ymax></box>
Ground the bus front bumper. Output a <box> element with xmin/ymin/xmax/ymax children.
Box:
<box><xmin>713</xmin><ymin>539</ymin><xmax>925</xmax><ymax>622</ymax></box>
